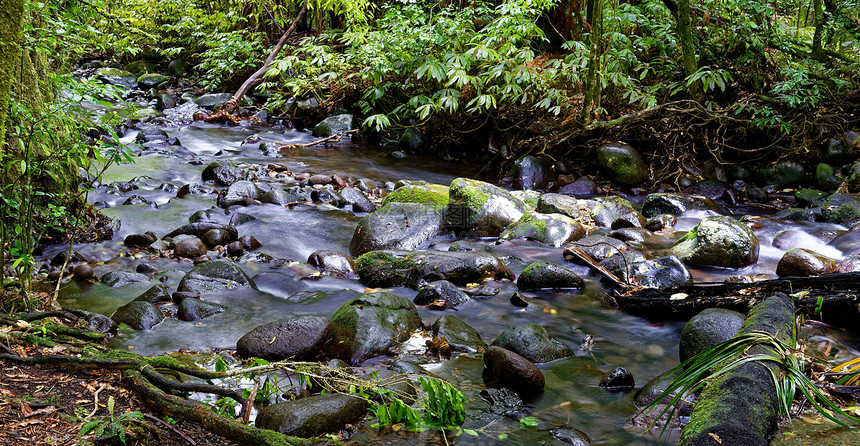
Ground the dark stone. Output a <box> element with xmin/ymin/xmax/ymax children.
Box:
<box><xmin>165</xmin><ymin>223</ymin><xmax>238</xmax><ymax>241</ymax></box>
<box><xmin>551</xmin><ymin>428</ymin><xmax>591</xmax><ymax>446</ymax></box>
<box><xmin>670</xmin><ymin>216</ymin><xmax>759</xmax><ymax>268</ymax></box>
<box><xmin>590</xmin><ymin>198</ymin><xmax>646</xmax><ymax>229</ymax></box>
<box><xmin>491</xmin><ymin>323</ymin><xmax>573</xmax><ymax>363</ymax></box>
<box><xmin>596</xmin><ymin>142</ymin><xmax>648</xmax><ymax>185</ymax></box>
<box><xmin>354</xmin><ymin>250</ymin><xmax>514</xmax><ymax>288</ymax></box>
<box><xmin>683</xmin><ymin>179</ymin><xmax>728</xmax><ymax>200</ymax></box>
<box><xmin>175</xmin><ymin>237</ymin><xmax>208</xmax><ymax>258</ymax></box>
<box><xmin>229</xmin><ymin>213</ymin><xmax>256</xmax><ymax>226</ymax></box>
<box><xmin>630</xmin><ymin>255</ymin><xmax>693</xmax><ymax>289</ymax></box>
<box><xmin>776</xmin><ymin>248</ymin><xmax>837</xmax><ymax>277</ymax></box>
<box><xmin>240</xmin><ymin>235</ymin><xmax>262</xmax><ymax>251</ymax></box>
<box><xmin>399</xmin><ymin>127</ymin><xmax>424</xmax><ymax>151</ymax></box>
<box><xmin>82</xmin><ymin>311</ymin><xmax>117</xmax><ymax>334</ymax></box>
<box><xmin>479</xmin><ymin>387</ymin><xmax>523</xmax><ymax>416</ymax></box>
<box><xmin>201</xmin><ymin>229</ymin><xmax>231</xmax><ymax>248</ymax></box>
<box><xmin>599</xmin><ymin>251</ymin><xmax>647</xmax><ymax>282</ymax></box>
<box><xmin>236</xmin><ymin>316</ymin><xmax>328</xmax><ymax>360</ymax></box>
<box><xmin>73</xmin><ymin>264</ymin><xmax>94</xmax><ymax>282</ymax></box>
<box><xmin>177</xmin><ymin>259</ymin><xmax>256</xmax><ymax>293</ymax></box>
<box><xmin>101</xmin><ymin>271</ymin><xmax>151</xmax><ymax>287</ymax></box>
<box><xmin>310</xmin><ymin>188</ymin><xmax>345</xmax><ymax>206</ymax></box>
<box><xmin>132</xmin><ymin>285</ymin><xmax>171</xmax><ymax>303</ymax></box>
<box><xmin>312</xmin><ymin>114</ymin><xmax>355</xmax><ymax>137</ymax></box>
<box><xmin>167</xmin><ymin>59</ymin><xmax>190</xmax><ymax>77</ymax></box>
<box><xmin>483</xmin><ymin>346</ymin><xmax>545</xmax><ymax>395</ymax></box>
<box><xmin>511</xmin><ymin>155</ymin><xmax>555</xmax><ymax>190</ymax></box>
<box><xmin>641</xmin><ymin>193</ymin><xmax>721</xmax><ymax>217</ymax></box>
<box><xmin>195</xmin><ymin>93</ymin><xmax>232</xmax><ymax>108</ymax></box>
<box><xmin>226</xmin><ymin>241</ymin><xmax>244</xmax><ymax>257</ymax></box>
<box><xmin>307</xmin><ymin>250</ymin><xmax>356</xmax><ymax>276</ymax></box>
<box><xmin>261</xmin><ymin>189</ymin><xmax>300</xmax><ymax>205</ymax></box>
<box><xmin>321</xmin><ymin>292</ymin><xmax>422</xmax><ymax>364</ymax></box>
<box><xmin>136</xmin><ymin>263</ymin><xmax>158</xmax><ymax>274</ymax></box>
<box><xmin>599</xmin><ymin>367</ymin><xmax>634</xmax><ymax>392</ymax></box>
<box><xmin>559</xmin><ymin>177</ymin><xmax>598</xmax><ymax>196</ymax></box>
<box><xmin>137</xmin><ymin>73</ymin><xmax>169</xmax><ymax>90</ymax></box>
<box><xmin>111</xmin><ymin>301</ymin><xmax>164</xmax><ymax>330</ymax></box>
<box><xmin>178</xmin><ymin>298</ymin><xmax>225</xmax><ymax>321</ymax></box>
<box><xmin>679</xmin><ymin>308</ymin><xmax>746</xmax><ymax>364</ymax></box>
<box><xmin>746</xmin><ymin>187</ymin><xmax>769</xmax><ymax>203</ymax></box>
<box><xmin>431</xmin><ymin>314</ymin><xmax>487</xmax><ymax>353</ymax></box>
<box><xmin>448</xmin><ymin>241</ymin><xmax>491</xmax><ymax>252</ymax></box>
<box><xmin>608</xmin><ymin>227</ymin><xmax>653</xmax><ymax>243</ymax></box>
<box><xmin>308</xmin><ymin>174</ymin><xmax>332</xmax><ymax>185</ymax></box>
<box><xmin>124</xmin><ymin>60</ymin><xmax>155</xmax><ymax>76</ymax></box>
<box><xmin>51</xmin><ymin>250</ymin><xmax>87</xmax><ymax>267</ymax></box>
<box><xmin>124</xmin><ymin>232</ymin><xmax>157</xmax><ymax>248</ymax></box>
<box><xmin>221</xmin><ymin>181</ymin><xmax>261</xmax><ymax>208</ymax></box>
<box><xmin>537</xmin><ymin>193</ymin><xmax>589</xmax><ymax>221</ymax></box>
<box><xmin>755</xmin><ymin>162</ymin><xmax>806</xmax><ymax>188</ymax></box>
<box><xmin>510</xmin><ymin>292</ymin><xmax>530</xmax><ymax>307</ymax></box>
<box><xmin>95</xmin><ymin>68</ymin><xmax>137</xmax><ymax>89</ymax></box>
<box><xmin>255</xmin><ymin>393</ymin><xmax>369</xmax><ymax>437</ymax></box>
<box><xmin>349</xmin><ymin>202</ymin><xmax>446</xmax><ymax>257</ymax></box>
<box><xmin>516</xmin><ymin>261</ymin><xmax>583</xmax><ymax>290</ymax></box>
<box><xmin>414</xmin><ymin>280</ymin><xmax>471</xmax><ymax>308</ymax></box>
<box><xmin>563</xmin><ymin>236</ymin><xmax>628</xmax><ymax>264</ymax></box>
<box><xmin>645</xmin><ymin>214</ymin><xmax>677</xmax><ymax>231</ymax></box>
<box><xmin>633</xmin><ymin>369</ymin><xmax>683</xmax><ymax>408</ymax></box>
<box><xmin>171</xmin><ymin>291</ymin><xmax>198</xmax><ymax>304</ymax></box>
<box><xmin>340</xmin><ymin>187</ymin><xmax>375</xmax><ymax>213</ymax></box>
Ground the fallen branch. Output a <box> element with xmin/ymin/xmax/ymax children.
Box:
<box><xmin>279</xmin><ymin>129</ymin><xmax>359</xmax><ymax>150</ymax></box>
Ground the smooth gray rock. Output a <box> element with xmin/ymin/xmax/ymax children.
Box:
<box><xmin>431</xmin><ymin>314</ymin><xmax>487</xmax><ymax>353</ymax></box>
<box><xmin>307</xmin><ymin>250</ymin><xmax>356</xmax><ymax>276</ymax></box>
<box><xmin>355</xmin><ymin>250</ymin><xmax>514</xmax><ymax>288</ymax></box>
<box><xmin>491</xmin><ymin>323</ymin><xmax>573</xmax><ymax>363</ymax></box>
<box><xmin>236</xmin><ymin>316</ymin><xmax>328</xmax><ymax>360</ymax></box>
<box><xmin>516</xmin><ymin>261</ymin><xmax>584</xmax><ymax>290</ymax></box>
<box><xmin>111</xmin><ymin>301</ymin><xmax>164</xmax><ymax>330</ymax></box>
<box><xmin>348</xmin><ymin>202</ymin><xmax>445</xmax><ymax>257</ymax></box>
<box><xmin>483</xmin><ymin>346</ymin><xmax>545</xmax><ymax>395</ymax></box>
<box><xmin>178</xmin><ymin>298</ymin><xmax>225</xmax><ymax>321</ymax></box>
<box><xmin>132</xmin><ymin>285</ymin><xmax>171</xmax><ymax>303</ymax></box>
<box><xmin>195</xmin><ymin>93</ymin><xmax>232</xmax><ymax>108</ymax></box>
<box><xmin>175</xmin><ymin>237</ymin><xmax>208</xmax><ymax>258</ymax></box>
<box><xmin>670</xmin><ymin>216</ymin><xmax>759</xmax><ymax>268</ymax></box>
<box><xmin>255</xmin><ymin>393</ymin><xmax>368</xmax><ymax>437</ymax></box>
<box><xmin>177</xmin><ymin>259</ymin><xmax>256</xmax><ymax>293</ymax></box>
<box><xmin>679</xmin><ymin>308</ymin><xmax>746</xmax><ymax>364</ymax></box>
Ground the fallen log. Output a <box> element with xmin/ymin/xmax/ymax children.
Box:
<box><xmin>680</xmin><ymin>293</ymin><xmax>795</xmax><ymax>446</ymax></box>
<box><xmin>608</xmin><ymin>272</ymin><xmax>860</xmax><ymax>328</ymax></box>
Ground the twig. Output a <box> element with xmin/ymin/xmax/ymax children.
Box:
<box><xmin>144</xmin><ymin>413</ymin><xmax>197</xmax><ymax>446</ymax></box>
<box><xmin>242</xmin><ymin>383</ymin><xmax>258</xmax><ymax>425</ymax></box>
<box><xmin>279</xmin><ymin>129</ymin><xmax>359</xmax><ymax>150</ymax></box>
<box><xmin>85</xmin><ymin>383</ymin><xmax>106</xmax><ymax>421</ymax></box>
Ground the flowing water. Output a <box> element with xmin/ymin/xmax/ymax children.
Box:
<box><xmin>45</xmin><ymin>115</ymin><xmax>860</xmax><ymax>445</ymax></box>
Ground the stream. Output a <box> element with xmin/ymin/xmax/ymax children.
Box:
<box><xmin>42</xmin><ymin>105</ymin><xmax>860</xmax><ymax>445</ymax></box>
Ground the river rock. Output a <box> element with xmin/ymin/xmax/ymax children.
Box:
<box><xmin>596</xmin><ymin>142</ymin><xmax>648</xmax><ymax>185</ymax></box>
<box><xmin>511</xmin><ymin>155</ymin><xmax>554</xmax><ymax>190</ymax></box>
<box><xmin>165</xmin><ymin>223</ymin><xmax>238</xmax><ymax>241</ymax></box>
<box><xmin>340</xmin><ymin>187</ymin><xmax>375</xmax><ymax>213</ymax></box>
<box><xmin>137</xmin><ymin>73</ymin><xmax>169</xmax><ymax>90</ymax></box>
<box><xmin>178</xmin><ymin>298</ymin><xmax>225</xmax><ymax>321</ymax></box>
<box><xmin>124</xmin><ymin>60</ymin><xmax>155</xmax><ymax>75</ymax></box>
<box><xmin>483</xmin><ymin>346</ymin><xmax>545</xmax><ymax>395</ymax></box>
<box><xmin>81</xmin><ymin>311</ymin><xmax>117</xmax><ymax>334</ymax></box>
<box><xmin>551</xmin><ymin>428</ymin><xmax>591</xmax><ymax>446</ymax></box>
<box><xmin>348</xmin><ymin>202</ymin><xmax>445</xmax><ymax>257</ymax></box>
<box><xmin>431</xmin><ymin>314</ymin><xmax>487</xmax><ymax>353</ymax></box>
<box><xmin>633</xmin><ymin>369</ymin><xmax>684</xmax><ymax>407</ymax></box>
<box><xmin>670</xmin><ymin>216</ymin><xmax>759</xmax><ymax>268</ymax></box>
<box><xmin>73</xmin><ymin>264</ymin><xmax>94</xmax><ymax>282</ymax></box>
<box><xmin>237</xmin><ymin>316</ymin><xmax>328</xmax><ymax>360</ymax></box>
<box><xmin>167</xmin><ymin>59</ymin><xmax>190</xmax><ymax>77</ymax></box>
<box><xmin>414</xmin><ymin>280</ymin><xmax>470</xmax><ymax>308</ymax></box>
<box><xmin>308</xmin><ymin>174</ymin><xmax>332</xmax><ymax>185</ymax></box>
<box><xmin>564</xmin><ymin>235</ymin><xmax>628</xmax><ymax>263</ymax></box>
<box><xmin>559</xmin><ymin>177</ymin><xmax>598</xmax><ymax>196</ymax></box>
<box><xmin>645</xmin><ymin>214</ymin><xmax>677</xmax><ymax>231</ymax></box>
<box><xmin>599</xmin><ymin>251</ymin><xmax>647</xmax><ymax>282</ymax></box>
<box><xmin>173</xmin><ymin>236</ymin><xmax>206</xmax><ymax>258</ymax></box>
<box><xmin>195</xmin><ymin>93</ymin><xmax>232</xmax><ymax>109</ymax></box>
<box><xmin>202</xmin><ymin>160</ymin><xmax>240</xmax><ymax>186</ymax></box>
<box><xmin>322</xmin><ymin>292</ymin><xmax>422</xmax><ymax>364</ymax></box>
<box><xmin>381</xmin><ymin>183</ymin><xmax>449</xmax><ymax>208</ymax></box>
<box><xmin>446</xmin><ymin>178</ymin><xmax>529</xmax><ymax>236</ymax></box>
<box><xmin>679</xmin><ymin>308</ymin><xmax>746</xmax><ymax>364</ymax></box>
<box><xmin>537</xmin><ymin>193</ymin><xmax>589</xmax><ymax>221</ymax></box>
<box><xmin>132</xmin><ymin>285</ymin><xmax>171</xmax><ymax>303</ymax></box>
<box><xmin>355</xmin><ymin>250</ymin><xmax>514</xmax><ymax>288</ymax></box>
<box><xmin>50</xmin><ymin>250</ymin><xmax>87</xmax><ymax>267</ymax></box>
<box><xmin>590</xmin><ymin>198</ymin><xmax>646</xmax><ymax>228</ymax></box>
<box><xmin>124</xmin><ymin>232</ymin><xmax>157</xmax><ymax>248</ymax></box>
<box><xmin>837</xmin><ymin>252</ymin><xmax>860</xmax><ymax>272</ymax></box>
<box><xmin>499</xmin><ymin>213</ymin><xmax>585</xmax><ymax>247</ymax></box>
<box><xmin>310</xmin><ymin>187</ymin><xmax>344</xmax><ymax>206</ymax></box>
<box><xmin>307</xmin><ymin>250</ymin><xmax>356</xmax><ymax>276</ymax></box>
<box><xmin>599</xmin><ymin>367</ymin><xmax>635</xmax><ymax>392</ymax></box>
<box><xmin>177</xmin><ymin>259</ymin><xmax>257</xmax><ymax>293</ymax></box>
<box><xmin>511</xmin><ymin>190</ymin><xmax>541</xmax><ymax>210</ymax></box>
<box><xmin>312</xmin><ymin>114</ymin><xmax>355</xmax><ymax>137</ymax></box>
<box><xmin>255</xmin><ymin>393</ymin><xmax>368</xmax><ymax>437</ymax></box>
<box><xmin>755</xmin><ymin>161</ymin><xmax>805</xmax><ymax>188</ymax></box>
<box><xmin>95</xmin><ymin>68</ymin><xmax>137</xmax><ymax>89</ymax></box>
<box><xmin>776</xmin><ymin>248</ymin><xmax>837</xmax><ymax>277</ymax></box>
<box><xmin>491</xmin><ymin>323</ymin><xmax>573</xmax><ymax>363</ymax></box>
<box><xmin>221</xmin><ymin>181</ymin><xmax>261</xmax><ymax>208</ymax></box>
<box><xmin>261</xmin><ymin>189</ymin><xmax>300</xmax><ymax>205</ymax></box>
<box><xmin>631</xmin><ymin>256</ymin><xmax>693</xmax><ymax>289</ymax></box>
<box><xmin>480</xmin><ymin>388</ymin><xmax>523</xmax><ymax>416</ymax></box>
<box><xmin>608</xmin><ymin>227</ymin><xmax>653</xmax><ymax>243</ymax></box>
<box><xmin>101</xmin><ymin>271</ymin><xmax>151</xmax><ymax>287</ymax></box>
<box><xmin>516</xmin><ymin>261</ymin><xmax>584</xmax><ymax>290</ymax></box>
<box><xmin>641</xmin><ymin>193</ymin><xmax>721</xmax><ymax>217</ymax></box>
<box><xmin>819</xmin><ymin>193</ymin><xmax>860</xmax><ymax>225</ymax></box>
<box><xmin>111</xmin><ymin>301</ymin><xmax>164</xmax><ymax>330</ymax></box>
<box><xmin>201</xmin><ymin>229</ymin><xmax>231</xmax><ymax>247</ymax></box>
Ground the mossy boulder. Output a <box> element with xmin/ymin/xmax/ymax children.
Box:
<box><xmin>177</xmin><ymin>259</ymin><xmax>257</xmax><ymax>293</ymax></box>
<box><xmin>194</xmin><ymin>93</ymin><xmax>232</xmax><ymax>109</ymax></box>
<box><xmin>500</xmin><ymin>212</ymin><xmax>585</xmax><ymax>247</ymax></box>
<box><xmin>679</xmin><ymin>308</ymin><xmax>746</xmax><ymax>364</ymax></box>
<box><xmin>124</xmin><ymin>60</ymin><xmax>156</xmax><ymax>76</ymax></box>
<box><xmin>595</xmin><ymin>142</ymin><xmax>649</xmax><ymax>185</ymax></box>
<box><xmin>670</xmin><ymin>216</ymin><xmax>759</xmax><ymax>268</ymax></box>
<box><xmin>95</xmin><ymin>68</ymin><xmax>137</xmax><ymax>89</ymax></box>
<box><xmin>255</xmin><ymin>394</ymin><xmax>369</xmax><ymax>437</ymax></box>
<box><xmin>516</xmin><ymin>261</ymin><xmax>584</xmax><ymax>290</ymax></box>
<box><xmin>137</xmin><ymin>73</ymin><xmax>169</xmax><ymax>90</ymax></box>
<box><xmin>510</xmin><ymin>190</ymin><xmax>541</xmax><ymax>211</ymax></box>
<box><xmin>446</xmin><ymin>178</ymin><xmax>529</xmax><ymax>236</ymax></box>
<box><xmin>431</xmin><ymin>314</ymin><xmax>487</xmax><ymax>353</ymax></box>
<box><xmin>491</xmin><ymin>323</ymin><xmax>574</xmax><ymax>363</ymax></box>
<box><xmin>776</xmin><ymin>248</ymin><xmax>837</xmax><ymax>277</ymax></box>
<box><xmin>349</xmin><ymin>202</ymin><xmax>446</xmax><ymax>257</ymax></box>
<box><xmin>381</xmin><ymin>183</ymin><xmax>449</xmax><ymax>208</ymax></box>
<box><xmin>312</xmin><ymin>113</ymin><xmax>355</xmax><ymax>137</ymax></box>
<box><xmin>355</xmin><ymin>250</ymin><xmax>514</xmax><ymax>288</ymax></box>
<box><xmin>641</xmin><ymin>193</ymin><xmax>722</xmax><ymax>217</ymax></box>
<box><xmin>755</xmin><ymin>161</ymin><xmax>806</xmax><ymax>188</ymax></box>
<box><xmin>111</xmin><ymin>301</ymin><xmax>164</xmax><ymax>330</ymax></box>
<box><xmin>819</xmin><ymin>193</ymin><xmax>860</xmax><ymax>225</ymax></box>
<box><xmin>167</xmin><ymin>59</ymin><xmax>190</xmax><ymax>77</ymax></box>
<box><xmin>321</xmin><ymin>292</ymin><xmax>422</xmax><ymax>364</ymax></box>
<box><xmin>236</xmin><ymin>316</ymin><xmax>328</xmax><ymax>360</ymax></box>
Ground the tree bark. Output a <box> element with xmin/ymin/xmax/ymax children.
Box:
<box><xmin>0</xmin><ymin>0</ymin><xmax>24</xmax><ymax>143</ymax></box>
<box><xmin>677</xmin><ymin>0</ymin><xmax>702</xmax><ymax>101</ymax></box>
<box><xmin>580</xmin><ymin>0</ymin><xmax>604</xmax><ymax>122</ymax></box>
<box><xmin>225</xmin><ymin>2</ymin><xmax>307</xmax><ymax>111</ymax></box>
<box><xmin>811</xmin><ymin>0</ymin><xmax>826</xmax><ymax>61</ymax></box>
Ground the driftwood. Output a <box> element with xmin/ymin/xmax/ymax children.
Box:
<box><xmin>609</xmin><ymin>272</ymin><xmax>860</xmax><ymax>327</ymax></box>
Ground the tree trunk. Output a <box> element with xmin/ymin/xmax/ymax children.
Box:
<box><xmin>677</xmin><ymin>0</ymin><xmax>702</xmax><ymax>102</ymax></box>
<box><xmin>580</xmin><ymin>0</ymin><xmax>604</xmax><ymax>122</ymax></box>
<box><xmin>811</xmin><ymin>0</ymin><xmax>825</xmax><ymax>61</ymax></box>
<box><xmin>0</xmin><ymin>0</ymin><xmax>24</xmax><ymax>143</ymax></box>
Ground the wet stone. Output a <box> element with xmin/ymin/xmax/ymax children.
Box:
<box><xmin>645</xmin><ymin>214</ymin><xmax>677</xmax><ymax>231</ymax></box>
<box><xmin>201</xmin><ymin>228</ymin><xmax>231</xmax><ymax>247</ymax></box>
<box><xmin>236</xmin><ymin>316</ymin><xmax>328</xmax><ymax>360</ymax></box>
<box><xmin>599</xmin><ymin>367</ymin><xmax>635</xmax><ymax>392</ymax></box>
<box><xmin>111</xmin><ymin>301</ymin><xmax>164</xmax><ymax>331</ymax></box>
<box><xmin>491</xmin><ymin>323</ymin><xmax>574</xmax><ymax>363</ymax></box>
<box><xmin>255</xmin><ymin>393</ymin><xmax>368</xmax><ymax>437</ymax></box>
<box><xmin>564</xmin><ymin>236</ymin><xmax>628</xmax><ymax>264</ymax></box>
<box><xmin>340</xmin><ymin>187</ymin><xmax>375</xmax><ymax>213</ymax></box>
<box><xmin>483</xmin><ymin>346</ymin><xmax>545</xmax><ymax>396</ymax></box>
<box><xmin>551</xmin><ymin>428</ymin><xmax>591</xmax><ymax>446</ymax></box>
<box><xmin>101</xmin><ymin>271</ymin><xmax>151</xmax><ymax>287</ymax></box>
<box><xmin>680</xmin><ymin>308</ymin><xmax>745</xmax><ymax>364</ymax></box>
<box><xmin>516</xmin><ymin>261</ymin><xmax>584</xmax><ymax>290</ymax></box>
<box><xmin>631</xmin><ymin>255</ymin><xmax>693</xmax><ymax>289</ymax></box>
<box><xmin>414</xmin><ymin>280</ymin><xmax>471</xmax><ymax>308</ymax></box>
<box><xmin>776</xmin><ymin>248</ymin><xmax>837</xmax><ymax>277</ymax></box>
<box><xmin>479</xmin><ymin>388</ymin><xmax>523</xmax><ymax>416</ymax></box>
<box><xmin>132</xmin><ymin>285</ymin><xmax>171</xmax><ymax>303</ymax></box>
<box><xmin>175</xmin><ymin>237</ymin><xmax>208</xmax><ymax>258</ymax></box>
<box><xmin>178</xmin><ymin>298</ymin><xmax>225</xmax><ymax>321</ymax></box>
<box><xmin>558</xmin><ymin>177</ymin><xmax>598</xmax><ymax>196</ymax></box>
<box><xmin>73</xmin><ymin>264</ymin><xmax>94</xmax><ymax>282</ymax></box>
<box><xmin>431</xmin><ymin>314</ymin><xmax>487</xmax><ymax>353</ymax></box>
<box><xmin>307</xmin><ymin>250</ymin><xmax>356</xmax><ymax>276</ymax></box>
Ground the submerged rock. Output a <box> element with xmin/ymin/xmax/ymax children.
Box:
<box><xmin>516</xmin><ymin>261</ymin><xmax>584</xmax><ymax>290</ymax></box>
<box><xmin>177</xmin><ymin>298</ymin><xmax>225</xmax><ymax>321</ymax></box>
<box><xmin>551</xmin><ymin>428</ymin><xmax>591</xmax><ymax>446</ymax></box>
<box><xmin>431</xmin><ymin>314</ymin><xmax>487</xmax><ymax>353</ymax></box>
<box><xmin>596</xmin><ymin>142</ymin><xmax>648</xmax><ymax>185</ymax></box>
<box><xmin>446</xmin><ymin>177</ymin><xmax>529</xmax><ymax>236</ymax></box>
<box><xmin>491</xmin><ymin>323</ymin><xmax>574</xmax><ymax>363</ymax></box>
<box><xmin>776</xmin><ymin>248</ymin><xmax>837</xmax><ymax>277</ymax></box>
<box><xmin>349</xmin><ymin>202</ymin><xmax>445</xmax><ymax>257</ymax></box>
<box><xmin>111</xmin><ymin>301</ymin><xmax>164</xmax><ymax>330</ymax></box>
<box><xmin>480</xmin><ymin>388</ymin><xmax>523</xmax><ymax>416</ymax></box>
<box><xmin>483</xmin><ymin>346</ymin><xmax>545</xmax><ymax>395</ymax></box>
<box><xmin>101</xmin><ymin>271</ymin><xmax>151</xmax><ymax>287</ymax></box>
<box><xmin>414</xmin><ymin>280</ymin><xmax>471</xmax><ymax>308</ymax></box>
<box><xmin>322</xmin><ymin>292</ymin><xmax>422</xmax><ymax>364</ymax></box>
<box><xmin>355</xmin><ymin>250</ymin><xmax>514</xmax><ymax>288</ymax></box>
<box><xmin>499</xmin><ymin>212</ymin><xmax>585</xmax><ymax>247</ymax></box>
<box><xmin>177</xmin><ymin>259</ymin><xmax>256</xmax><ymax>293</ymax></box>
<box><xmin>564</xmin><ymin>236</ymin><xmax>628</xmax><ymax>263</ymax></box>
<box><xmin>236</xmin><ymin>316</ymin><xmax>328</xmax><ymax>360</ymax></box>
<box><xmin>670</xmin><ymin>216</ymin><xmax>759</xmax><ymax>268</ymax></box>
<box><xmin>679</xmin><ymin>308</ymin><xmax>746</xmax><ymax>364</ymax></box>
<box><xmin>255</xmin><ymin>393</ymin><xmax>368</xmax><ymax>437</ymax></box>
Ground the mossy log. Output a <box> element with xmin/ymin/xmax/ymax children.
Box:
<box><xmin>609</xmin><ymin>272</ymin><xmax>860</xmax><ymax>328</ymax></box>
<box><xmin>679</xmin><ymin>293</ymin><xmax>795</xmax><ymax>446</ymax></box>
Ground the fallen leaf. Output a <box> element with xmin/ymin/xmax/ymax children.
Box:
<box><xmin>708</xmin><ymin>432</ymin><xmax>722</xmax><ymax>443</ymax></box>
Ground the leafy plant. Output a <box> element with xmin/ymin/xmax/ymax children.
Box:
<box><xmin>831</xmin><ymin>357</ymin><xmax>860</xmax><ymax>386</ymax></box>
<box><xmin>77</xmin><ymin>396</ymin><xmax>147</xmax><ymax>445</ymax></box>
